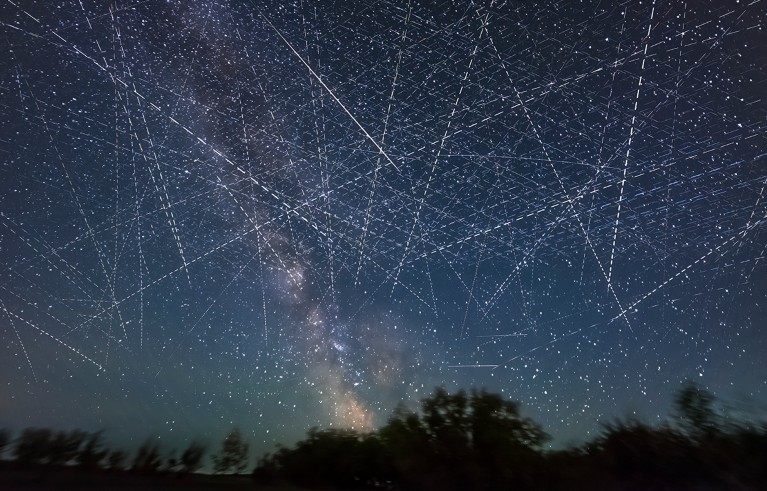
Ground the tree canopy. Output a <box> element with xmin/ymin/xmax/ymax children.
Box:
<box><xmin>212</xmin><ymin>427</ymin><xmax>249</xmax><ymax>474</ymax></box>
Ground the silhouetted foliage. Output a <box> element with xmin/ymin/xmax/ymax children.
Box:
<box><xmin>162</xmin><ymin>451</ymin><xmax>179</xmax><ymax>473</ymax></box>
<box><xmin>76</xmin><ymin>430</ymin><xmax>107</xmax><ymax>469</ymax></box>
<box><xmin>47</xmin><ymin>429</ymin><xmax>87</xmax><ymax>466</ymax></box>
<box><xmin>591</xmin><ymin>419</ymin><xmax>697</xmax><ymax>486</ymax></box>
<box><xmin>549</xmin><ymin>386</ymin><xmax>767</xmax><ymax>491</ymax></box>
<box><xmin>383</xmin><ymin>387</ymin><xmax>548</xmax><ymax>490</ymax></box>
<box><xmin>252</xmin><ymin>452</ymin><xmax>279</xmax><ymax>485</ymax></box>
<box><xmin>468</xmin><ymin>388</ymin><xmax>548</xmax><ymax>489</ymax></box>
<box><xmin>0</xmin><ymin>428</ymin><xmax>11</xmax><ymax>459</ymax></box>
<box><xmin>13</xmin><ymin>427</ymin><xmax>52</xmax><ymax>465</ymax></box>
<box><xmin>377</xmin><ymin>404</ymin><xmax>430</xmax><ymax>488</ymax></box>
<box><xmin>253</xmin><ymin>384</ymin><xmax>767</xmax><ymax>491</ymax></box>
<box><xmin>213</xmin><ymin>427</ymin><xmax>249</xmax><ymax>474</ymax></box>
<box><xmin>179</xmin><ymin>440</ymin><xmax>206</xmax><ymax>474</ymax></box>
<box><xmin>257</xmin><ymin>387</ymin><xmax>548</xmax><ymax>490</ymax></box>
<box><xmin>674</xmin><ymin>380</ymin><xmax>719</xmax><ymax>440</ymax></box>
<box><xmin>132</xmin><ymin>438</ymin><xmax>162</xmax><ymax>474</ymax></box>
<box><xmin>106</xmin><ymin>449</ymin><xmax>127</xmax><ymax>470</ymax></box>
<box><xmin>10</xmin><ymin>428</ymin><xmax>109</xmax><ymax>468</ymax></box>
<box><xmin>271</xmin><ymin>428</ymin><xmax>386</xmax><ymax>488</ymax></box>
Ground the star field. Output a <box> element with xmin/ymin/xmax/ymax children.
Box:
<box><xmin>1</xmin><ymin>0</ymin><xmax>766</xmax><ymax>453</ymax></box>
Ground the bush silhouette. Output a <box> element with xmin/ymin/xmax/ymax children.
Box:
<box><xmin>673</xmin><ymin>380</ymin><xmax>719</xmax><ymax>441</ymax></box>
<box><xmin>213</xmin><ymin>427</ymin><xmax>249</xmax><ymax>474</ymax></box>
<box><xmin>106</xmin><ymin>449</ymin><xmax>127</xmax><ymax>470</ymax></box>
<box><xmin>266</xmin><ymin>428</ymin><xmax>385</xmax><ymax>488</ymax></box>
<box><xmin>13</xmin><ymin>427</ymin><xmax>52</xmax><ymax>465</ymax></box>
<box><xmin>179</xmin><ymin>440</ymin><xmax>206</xmax><ymax>474</ymax></box>
<box><xmin>132</xmin><ymin>438</ymin><xmax>162</xmax><ymax>474</ymax></box>
<box><xmin>48</xmin><ymin>429</ymin><xmax>87</xmax><ymax>466</ymax></box>
<box><xmin>76</xmin><ymin>430</ymin><xmax>107</xmax><ymax>469</ymax></box>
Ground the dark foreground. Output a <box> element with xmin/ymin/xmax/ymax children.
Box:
<box><xmin>1</xmin><ymin>461</ymin><xmax>765</xmax><ymax>491</ymax></box>
<box><xmin>0</xmin><ymin>466</ymin><xmax>263</xmax><ymax>491</ymax></box>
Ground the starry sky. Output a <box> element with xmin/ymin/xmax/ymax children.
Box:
<box><xmin>1</xmin><ymin>0</ymin><xmax>766</xmax><ymax>458</ymax></box>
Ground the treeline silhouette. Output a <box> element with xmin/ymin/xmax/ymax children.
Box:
<box><xmin>254</xmin><ymin>382</ymin><xmax>766</xmax><ymax>491</ymax></box>
<box><xmin>0</xmin><ymin>426</ymin><xmax>246</xmax><ymax>476</ymax></box>
<box><xmin>1</xmin><ymin>382</ymin><xmax>765</xmax><ymax>490</ymax></box>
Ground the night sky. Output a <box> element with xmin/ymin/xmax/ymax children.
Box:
<box><xmin>1</xmin><ymin>0</ymin><xmax>766</xmax><ymax>459</ymax></box>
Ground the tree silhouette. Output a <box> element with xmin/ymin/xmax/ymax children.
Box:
<box><xmin>132</xmin><ymin>438</ymin><xmax>162</xmax><ymax>474</ymax></box>
<box><xmin>13</xmin><ymin>427</ymin><xmax>52</xmax><ymax>465</ymax></box>
<box><xmin>593</xmin><ymin>418</ymin><xmax>695</xmax><ymax>486</ymax></box>
<box><xmin>162</xmin><ymin>450</ymin><xmax>179</xmax><ymax>473</ymax></box>
<box><xmin>179</xmin><ymin>440</ymin><xmax>206</xmax><ymax>474</ymax></box>
<box><xmin>48</xmin><ymin>429</ymin><xmax>87</xmax><ymax>466</ymax></box>
<box><xmin>674</xmin><ymin>380</ymin><xmax>719</xmax><ymax>440</ymax></box>
<box><xmin>213</xmin><ymin>427</ymin><xmax>249</xmax><ymax>474</ymax></box>
<box><xmin>378</xmin><ymin>403</ymin><xmax>431</xmax><ymax>488</ymax></box>
<box><xmin>252</xmin><ymin>452</ymin><xmax>279</xmax><ymax>485</ymax></box>
<box><xmin>364</xmin><ymin>387</ymin><xmax>549</xmax><ymax>490</ymax></box>
<box><xmin>76</xmin><ymin>430</ymin><xmax>107</xmax><ymax>469</ymax></box>
<box><xmin>254</xmin><ymin>388</ymin><xmax>550</xmax><ymax>490</ymax></box>
<box><xmin>265</xmin><ymin>427</ymin><xmax>386</xmax><ymax>488</ymax></box>
<box><xmin>469</xmin><ymin>388</ymin><xmax>548</xmax><ymax>489</ymax></box>
<box><xmin>422</xmin><ymin>387</ymin><xmax>472</xmax><ymax>477</ymax></box>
